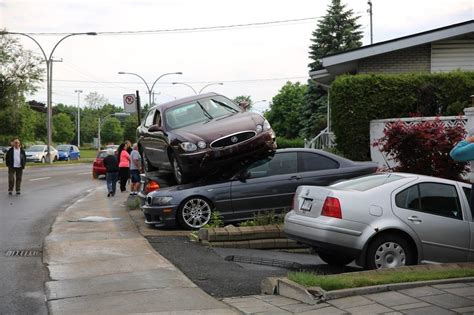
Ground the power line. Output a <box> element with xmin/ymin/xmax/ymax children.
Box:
<box><xmin>52</xmin><ymin>76</ymin><xmax>308</xmax><ymax>85</ymax></box>
<box><xmin>21</xmin><ymin>17</ymin><xmax>320</xmax><ymax>36</ymax></box>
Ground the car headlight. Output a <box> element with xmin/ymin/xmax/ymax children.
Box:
<box><xmin>197</xmin><ymin>141</ymin><xmax>207</xmax><ymax>149</ymax></box>
<box><xmin>256</xmin><ymin>124</ymin><xmax>263</xmax><ymax>133</ymax></box>
<box><xmin>180</xmin><ymin>142</ymin><xmax>197</xmax><ymax>152</ymax></box>
<box><xmin>263</xmin><ymin>119</ymin><xmax>272</xmax><ymax>131</ymax></box>
<box><xmin>152</xmin><ymin>196</ymin><xmax>173</xmax><ymax>205</ymax></box>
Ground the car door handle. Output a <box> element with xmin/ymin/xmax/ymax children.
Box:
<box><xmin>289</xmin><ymin>175</ymin><xmax>302</xmax><ymax>180</ymax></box>
<box><xmin>407</xmin><ymin>216</ymin><xmax>422</xmax><ymax>223</ymax></box>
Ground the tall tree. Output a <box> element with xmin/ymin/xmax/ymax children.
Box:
<box><xmin>302</xmin><ymin>0</ymin><xmax>363</xmax><ymax>139</ymax></box>
<box><xmin>84</xmin><ymin>91</ymin><xmax>108</xmax><ymax>109</ymax></box>
<box><xmin>265</xmin><ymin>82</ymin><xmax>307</xmax><ymax>139</ymax></box>
<box><xmin>53</xmin><ymin>113</ymin><xmax>75</xmax><ymax>143</ymax></box>
<box><xmin>101</xmin><ymin>117</ymin><xmax>124</xmax><ymax>144</ymax></box>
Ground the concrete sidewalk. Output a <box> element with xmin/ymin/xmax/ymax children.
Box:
<box><xmin>43</xmin><ymin>186</ymin><xmax>239</xmax><ymax>314</ymax></box>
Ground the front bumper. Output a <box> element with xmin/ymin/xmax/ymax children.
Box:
<box><xmin>178</xmin><ymin>131</ymin><xmax>276</xmax><ymax>176</ymax></box>
<box><xmin>141</xmin><ymin>202</ymin><xmax>179</xmax><ymax>228</ymax></box>
<box><xmin>284</xmin><ymin>211</ymin><xmax>367</xmax><ymax>257</ymax></box>
<box><xmin>26</xmin><ymin>156</ymin><xmax>42</xmax><ymax>162</ymax></box>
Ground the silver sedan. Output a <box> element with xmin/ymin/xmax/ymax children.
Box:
<box><xmin>284</xmin><ymin>172</ymin><xmax>474</xmax><ymax>269</ymax></box>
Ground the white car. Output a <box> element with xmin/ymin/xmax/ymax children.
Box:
<box><xmin>25</xmin><ymin>145</ymin><xmax>58</xmax><ymax>163</ymax></box>
<box><xmin>284</xmin><ymin>172</ymin><xmax>474</xmax><ymax>269</ymax></box>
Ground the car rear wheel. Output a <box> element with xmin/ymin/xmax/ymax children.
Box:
<box><xmin>366</xmin><ymin>234</ymin><xmax>414</xmax><ymax>270</ymax></box>
<box><xmin>318</xmin><ymin>252</ymin><xmax>354</xmax><ymax>266</ymax></box>
<box><xmin>177</xmin><ymin>197</ymin><xmax>212</xmax><ymax>230</ymax></box>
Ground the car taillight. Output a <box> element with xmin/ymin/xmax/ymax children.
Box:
<box><xmin>145</xmin><ymin>180</ymin><xmax>160</xmax><ymax>193</ymax></box>
<box><xmin>321</xmin><ymin>197</ymin><xmax>342</xmax><ymax>219</ymax></box>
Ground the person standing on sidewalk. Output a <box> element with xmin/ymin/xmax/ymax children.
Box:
<box><xmin>129</xmin><ymin>143</ymin><xmax>142</xmax><ymax>195</ymax></box>
<box><xmin>117</xmin><ymin>141</ymin><xmax>131</xmax><ymax>192</ymax></box>
<box><xmin>5</xmin><ymin>138</ymin><xmax>26</xmax><ymax>195</ymax></box>
<box><xmin>450</xmin><ymin>129</ymin><xmax>474</xmax><ymax>207</ymax></box>
<box><xmin>103</xmin><ymin>148</ymin><xmax>119</xmax><ymax>197</ymax></box>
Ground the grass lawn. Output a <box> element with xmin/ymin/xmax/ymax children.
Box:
<box><xmin>0</xmin><ymin>148</ymin><xmax>98</xmax><ymax>168</ymax></box>
<box><xmin>80</xmin><ymin>149</ymin><xmax>99</xmax><ymax>159</ymax></box>
<box><xmin>288</xmin><ymin>268</ymin><xmax>474</xmax><ymax>291</ymax></box>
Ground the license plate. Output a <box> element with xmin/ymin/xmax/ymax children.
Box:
<box><xmin>301</xmin><ymin>198</ymin><xmax>312</xmax><ymax>211</ymax></box>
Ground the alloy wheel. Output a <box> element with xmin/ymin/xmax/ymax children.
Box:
<box><xmin>181</xmin><ymin>198</ymin><xmax>211</xmax><ymax>229</ymax></box>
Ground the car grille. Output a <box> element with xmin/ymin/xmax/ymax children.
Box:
<box><xmin>210</xmin><ymin>131</ymin><xmax>257</xmax><ymax>148</ymax></box>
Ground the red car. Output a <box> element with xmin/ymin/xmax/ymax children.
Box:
<box><xmin>92</xmin><ymin>150</ymin><xmax>108</xmax><ymax>179</ymax></box>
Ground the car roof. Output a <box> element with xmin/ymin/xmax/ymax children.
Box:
<box><xmin>149</xmin><ymin>92</ymin><xmax>219</xmax><ymax>112</ymax></box>
<box><xmin>275</xmin><ymin>148</ymin><xmax>363</xmax><ymax>166</ymax></box>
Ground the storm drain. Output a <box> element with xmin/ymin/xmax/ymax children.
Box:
<box><xmin>5</xmin><ymin>249</ymin><xmax>42</xmax><ymax>257</ymax></box>
<box><xmin>225</xmin><ymin>255</ymin><xmax>303</xmax><ymax>269</ymax></box>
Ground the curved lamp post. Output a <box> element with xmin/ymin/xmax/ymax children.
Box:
<box><xmin>0</xmin><ymin>31</ymin><xmax>97</xmax><ymax>163</ymax></box>
<box><xmin>172</xmin><ymin>82</ymin><xmax>224</xmax><ymax>95</ymax></box>
<box><xmin>118</xmin><ymin>71</ymin><xmax>182</xmax><ymax>107</ymax></box>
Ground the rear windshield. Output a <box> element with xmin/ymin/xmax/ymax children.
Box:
<box><xmin>331</xmin><ymin>173</ymin><xmax>404</xmax><ymax>191</ymax></box>
<box><xmin>97</xmin><ymin>151</ymin><xmax>107</xmax><ymax>158</ymax></box>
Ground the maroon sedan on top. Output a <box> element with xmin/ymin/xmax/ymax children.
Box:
<box><xmin>137</xmin><ymin>93</ymin><xmax>277</xmax><ymax>184</ymax></box>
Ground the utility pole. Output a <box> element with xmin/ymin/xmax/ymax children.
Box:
<box><xmin>74</xmin><ymin>90</ymin><xmax>83</xmax><ymax>147</ymax></box>
<box><xmin>368</xmin><ymin>1</ymin><xmax>373</xmax><ymax>44</ymax></box>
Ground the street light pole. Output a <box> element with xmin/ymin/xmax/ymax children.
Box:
<box><xmin>0</xmin><ymin>31</ymin><xmax>97</xmax><ymax>163</ymax></box>
<box><xmin>74</xmin><ymin>89</ymin><xmax>83</xmax><ymax>147</ymax></box>
<box><xmin>118</xmin><ymin>71</ymin><xmax>182</xmax><ymax>107</ymax></box>
<box><xmin>172</xmin><ymin>82</ymin><xmax>197</xmax><ymax>95</ymax></box>
<box><xmin>198</xmin><ymin>82</ymin><xmax>223</xmax><ymax>94</ymax></box>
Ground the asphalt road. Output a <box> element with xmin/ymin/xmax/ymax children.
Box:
<box><xmin>0</xmin><ymin>163</ymin><xmax>101</xmax><ymax>314</ymax></box>
<box><xmin>147</xmin><ymin>236</ymin><xmax>361</xmax><ymax>298</ymax></box>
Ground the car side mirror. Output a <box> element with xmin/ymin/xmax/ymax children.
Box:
<box><xmin>238</xmin><ymin>170</ymin><xmax>251</xmax><ymax>181</ymax></box>
<box><xmin>148</xmin><ymin>124</ymin><xmax>163</xmax><ymax>133</ymax></box>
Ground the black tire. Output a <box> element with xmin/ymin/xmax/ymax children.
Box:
<box><xmin>92</xmin><ymin>171</ymin><xmax>98</xmax><ymax>179</ymax></box>
<box><xmin>365</xmin><ymin>233</ymin><xmax>415</xmax><ymax>270</ymax></box>
<box><xmin>170</xmin><ymin>153</ymin><xmax>188</xmax><ymax>185</ymax></box>
<box><xmin>53</xmin><ymin>155</ymin><xmax>58</xmax><ymax>162</ymax></box>
<box><xmin>318</xmin><ymin>252</ymin><xmax>354</xmax><ymax>266</ymax></box>
<box><xmin>177</xmin><ymin>197</ymin><xmax>212</xmax><ymax>230</ymax></box>
<box><xmin>143</xmin><ymin>152</ymin><xmax>158</xmax><ymax>173</ymax></box>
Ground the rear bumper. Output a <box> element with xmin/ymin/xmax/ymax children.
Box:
<box><xmin>93</xmin><ymin>166</ymin><xmax>106</xmax><ymax>175</ymax></box>
<box><xmin>284</xmin><ymin>211</ymin><xmax>367</xmax><ymax>257</ymax></box>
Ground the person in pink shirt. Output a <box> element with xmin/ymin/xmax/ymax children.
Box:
<box><xmin>118</xmin><ymin>140</ymin><xmax>131</xmax><ymax>192</ymax></box>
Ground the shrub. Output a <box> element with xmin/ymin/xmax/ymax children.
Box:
<box><xmin>374</xmin><ymin>118</ymin><xmax>467</xmax><ymax>180</ymax></box>
<box><xmin>238</xmin><ymin>209</ymin><xmax>289</xmax><ymax>227</ymax></box>
<box><xmin>331</xmin><ymin>71</ymin><xmax>474</xmax><ymax>160</ymax></box>
<box><xmin>277</xmin><ymin>137</ymin><xmax>304</xmax><ymax>148</ymax></box>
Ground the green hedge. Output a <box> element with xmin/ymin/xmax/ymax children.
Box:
<box><xmin>331</xmin><ymin>71</ymin><xmax>474</xmax><ymax>161</ymax></box>
<box><xmin>276</xmin><ymin>137</ymin><xmax>304</xmax><ymax>148</ymax></box>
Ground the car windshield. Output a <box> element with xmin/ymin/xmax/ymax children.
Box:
<box><xmin>57</xmin><ymin>145</ymin><xmax>70</xmax><ymax>151</ymax></box>
<box><xmin>97</xmin><ymin>151</ymin><xmax>107</xmax><ymax>158</ymax></box>
<box><xmin>165</xmin><ymin>96</ymin><xmax>241</xmax><ymax>130</ymax></box>
<box><xmin>331</xmin><ymin>173</ymin><xmax>404</xmax><ymax>191</ymax></box>
<box><xmin>27</xmin><ymin>145</ymin><xmax>45</xmax><ymax>152</ymax></box>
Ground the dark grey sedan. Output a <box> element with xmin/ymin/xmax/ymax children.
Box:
<box><xmin>141</xmin><ymin>148</ymin><xmax>378</xmax><ymax>229</ymax></box>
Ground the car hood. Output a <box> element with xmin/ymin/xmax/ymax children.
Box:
<box><xmin>171</xmin><ymin>112</ymin><xmax>265</xmax><ymax>143</ymax></box>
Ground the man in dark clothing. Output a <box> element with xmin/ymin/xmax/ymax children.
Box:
<box><xmin>5</xmin><ymin>138</ymin><xmax>26</xmax><ymax>195</ymax></box>
<box><xmin>103</xmin><ymin>148</ymin><xmax>119</xmax><ymax>197</ymax></box>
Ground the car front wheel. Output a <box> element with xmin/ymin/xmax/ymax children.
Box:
<box><xmin>177</xmin><ymin>197</ymin><xmax>212</xmax><ymax>230</ymax></box>
<box><xmin>170</xmin><ymin>153</ymin><xmax>188</xmax><ymax>185</ymax></box>
<box><xmin>366</xmin><ymin>233</ymin><xmax>415</xmax><ymax>270</ymax></box>
<box><xmin>318</xmin><ymin>251</ymin><xmax>354</xmax><ymax>266</ymax></box>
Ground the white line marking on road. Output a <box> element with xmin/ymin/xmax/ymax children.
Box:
<box><xmin>77</xmin><ymin>172</ymin><xmax>91</xmax><ymax>175</ymax></box>
<box><xmin>29</xmin><ymin>177</ymin><xmax>51</xmax><ymax>181</ymax></box>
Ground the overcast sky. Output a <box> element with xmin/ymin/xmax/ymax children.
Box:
<box><xmin>1</xmin><ymin>0</ymin><xmax>472</xmax><ymax>113</ymax></box>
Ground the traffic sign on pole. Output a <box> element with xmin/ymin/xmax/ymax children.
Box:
<box><xmin>123</xmin><ymin>94</ymin><xmax>137</xmax><ymax>113</ymax></box>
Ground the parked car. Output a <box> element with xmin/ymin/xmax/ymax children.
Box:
<box><xmin>0</xmin><ymin>146</ymin><xmax>7</xmax><ymax>162</ymax></box>
<box><xmin>92</xmin><ymin>150</ymin><xmax>108</xmax><ymax>179</ymax></box>
<box><xmin>137</xmin><ymin>93</ymin><xmax>277</xmax><ymax>184</ymax></box>
<box><xmin>57</xmin><ymin>144</ymin><xmax>80</xmax><ymax>161</ymax></box>
<box><xmin>141</xmin><ymin>148</ymin><xmax>378</xmax><ymax>229</ymax></box>
<box><xmin>25</xmin><ymin>145</ymin><xmax>58</xmax><ymax>163</ymax></box>
<box><xmin>284</xmin><ymin>172</ymin><xmax>474</xmax><ymax>270</ymax></box>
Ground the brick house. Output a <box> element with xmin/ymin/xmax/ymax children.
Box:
<box><xmin>310</xmin><ymin>20</ymin><xmax>473</xmax><ymax>84</ymax></box>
